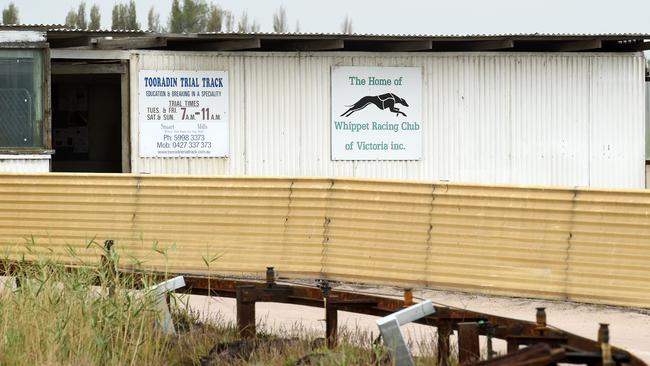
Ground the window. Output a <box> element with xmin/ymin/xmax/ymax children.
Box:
<box><xmin>0</xmin><ymin>49</ymin><xmax>44</xmax><ymax>148</ymax></box>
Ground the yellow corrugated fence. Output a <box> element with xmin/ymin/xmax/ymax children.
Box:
<box><xmin>0</xmin><ymin>173</ymin><xmax>649</xmax><ymax>308</ymax></box>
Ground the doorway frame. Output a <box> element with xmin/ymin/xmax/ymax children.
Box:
<box><xmin>50</xmin><ymin>50</ymin><xmax>130</xmax><ymax>173</ymax></box>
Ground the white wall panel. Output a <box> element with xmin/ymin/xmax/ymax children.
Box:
<box><xmin>130</xmin><ymin>51</ymin><xmax>645</xmax><ymax>188</ymax></box>
<box><xmin>510</xmin><ymin>55</ymin><xmax>591</xmax><ymax>186</ymax></box>
<box><xmin>589</xmin><ymin>55</ymin><xmax>645</xmax><ymax>188</ymax></box>
<box><xmin>0</xmin><ymin>155</ymin><xmax>49</xmax><ymax>172</ymax></box>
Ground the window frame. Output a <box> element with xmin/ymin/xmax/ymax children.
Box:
<box><xmin>0</xmin><ymin>42</ymin><xmax>51</xmax><ymax>154</ymax></box>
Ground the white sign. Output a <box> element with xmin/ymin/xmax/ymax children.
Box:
<box><xmin>331</xmin><ymin>66</ymin><xmax>422</xmax><ymax>160</ymax></box>
<box><xmin>138</xmin><ymin>70</ymin><xmax>229</xmax><ymax>157</ymax></box>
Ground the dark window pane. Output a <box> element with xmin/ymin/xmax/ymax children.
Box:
<box><xmin>0</xmin><ymin>50</ymin><xmax>43</xmax><ymax>148</ymax></box>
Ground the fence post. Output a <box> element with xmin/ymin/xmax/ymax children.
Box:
<box><xmin>458</xmin><ymin>322</ymin><xmax>480</xmax><ymax>364</ymax></box>
<box><xmin>236</xmin><ymin>285</ymin><xmax>257</xmax><ymax>338</ymax></box>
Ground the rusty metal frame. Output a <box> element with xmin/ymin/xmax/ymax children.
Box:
<box><xmin>0</xmin><ymin>259</ymin><xmax>644</xmax><ymax>366</ymax></box>
<box><xmin>175</xmin><ymin>270</ymin><xmax>643</xmax><ymax>366</ymax></box>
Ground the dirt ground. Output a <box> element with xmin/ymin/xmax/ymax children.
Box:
<box><xmin>183</xmin><ymin>282</ymin><xmax>650</xmax><ymax>363</ymax></box>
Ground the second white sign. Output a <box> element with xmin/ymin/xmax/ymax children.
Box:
<box><xmin>331</xmin><ymin>66</ymin><xmax>422</xmax><ymax>161</ymax></box>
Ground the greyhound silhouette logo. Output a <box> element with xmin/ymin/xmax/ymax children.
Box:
<box><xmin>341</xmin><ymin>93</ymin><xmax>409</xmax><ymax>117</ymax></box>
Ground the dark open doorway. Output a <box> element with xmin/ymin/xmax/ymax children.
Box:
<box><xmin>50</xmin><ymin>61</ymin><xmax>127</xmax><ymax>173</ymax></box>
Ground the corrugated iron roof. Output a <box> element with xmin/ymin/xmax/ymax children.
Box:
<box><xmin>0</xmin><ymin>24</ymin><xmax>646</xmax><ymax>37</ymax></box>
<box><xmin>2</xmin><ymin>24</ymin><xmax>648</xmax><ymax>52</ymax></box>
<box><xmin>196</xmin><ymin>31</ymin><xmax>650</xmax><ymax>38</ymax></box>
<box><xmin>0</xmin><ymin>24</ymin><xmax>646</xmax><ymax>38</ymax></box>
<box><xmin>0</xmin><ymin>23</ymin><xmax>63</xmax><ymax>28</ymax></box>
<box><xmin>0</xmin><ymin>24</ymin><xmax>147</xmax><ymax>33</ymax></box>
<box><xmin>48</xmin><ymin>28</ymin><xmax>149</xmax><ymax>33</ymax></box>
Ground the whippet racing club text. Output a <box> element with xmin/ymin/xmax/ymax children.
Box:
<box><xmin>331</xmin><ymin>66</ymin><xmax>422</xmax><ymax>161</ymax></box>
<box><xmin>138</xmin><ymin>70</ymin><xmax>229</xmax><ymax>158</ymax></box>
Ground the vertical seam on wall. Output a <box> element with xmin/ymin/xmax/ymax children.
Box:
<box><xmin>297</xmin><ymin>54</ymin><xmax>302</xmax><ymax>175</ymax></box>
<box><xmin>243</xmin><ymin>57</ymin><xmax>248</xmax><ymax>175</ymax></box>
<box><xmin>587</xmin><ymin>57</ymin><xmax>594</xmax><ymax>187</ymax></box>
<box><xmin>640</xmin><ymin>56</ymin><xmax>646</xmax><ymax>186</ymax></box>
<box><xmin>424</xmin><ymin>183</ymin><xmax>436</xmax><ymax>287</ymax></box>
<box><xmin>320</xmin><ymin>179</ymin><xmax>334</xmax><ymax>277</ymax></box>
<box><xmin>563</xmin><ymin>188</ymin><xmax>578</xmax><ymax>301</ymax></box>
<box><xmin>509</xmin><ymin>57</ymin><xmax>514</xmax><ymax>182</ymax></box>
<box><xmin>131</xmin><ymin>54</ymin><xmax>138</xmax><ymax>173</ymax></box>
<box><xmin>281</xmin><ymin>180</ymin><xmax>294</xmax><ymax>265</ymax></box>
<box><xmin>131</xmin><ymin>175</ymin><xmax>142</xmax><ymax>239</ymax></box>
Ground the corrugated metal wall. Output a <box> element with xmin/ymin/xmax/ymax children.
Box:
<box><xmin>1</xmin><ymin>173</ymin><xmax>649</xmax><ymax>308</ymax></box>
<box><xmin>130</xmin><ymin>51</ymin><xmax>645</xmax><ymax>188</ymax></box>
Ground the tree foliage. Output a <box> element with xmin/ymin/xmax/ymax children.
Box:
<box><xmin>76</xmin><ymin>2</ymin><xmax>87</xmax><ymax>29</ymax></box>
<box><xmin>169</xmin><ymin>0</ymin><xmax>207</xmax><ymax>33</ymax></box>
<box><xmin>168</xmin><ymin>1</ymin><xmax>241</xmax><ymax>33</ymax></box>
<box><xmin>2</xmin><ymin>2</ymin><xmax>19</xmax><ymax>25</ymax></box>
<box><xmin>206</xmin><ymin>4</ymin><xmax>222</xmax><ymax>32</ymax></box>
<box><xmin>237</xmin><ymin>11</ymin><xmax>259</xmax><ymax>33</ymax></box>
<box><xmin>64</xmin><ymin>10</ymin><xmax>76</xmax><ymax>28</ymax></box>
<box><xmin>65</xmin><ymin>2</ymin><xmax>88</xmax><ymax>29</ymax></box>
<box><xmin>223</xmin><ymin>10</ymin><xmax>234</xmax><ymax>32</ymax></box>
<box><xmin>112</xmin><ymin>0</ymin><xmax>139</xmax><ymax>31</ymax></box>
<box><xmin>341</xmin><ymin>15</ymin><xmax>353</xmax><ymax>34</ymax></box>
<box><xmin>272</xmin><ymin>6</ymin><xmax>287</xmax><ymax>33</ymax></box>
<box><xmin>236</xmin><ymin>11</ymin><xmax>248</xmax><ymax>33</ymax></box>
<box><xmin>147</xmin><ymin>6</ymin><xmax>162</xmax><ymax>32</ymax></box>
<box><xmin>89</xmin><ymin>4</ymin><xmax>101</xmax><ymax>30</ymax></box>
<box><xmin>169</xmin><ymin>0</ymin><xmax>182</xmax><ymax>32</ymax></box>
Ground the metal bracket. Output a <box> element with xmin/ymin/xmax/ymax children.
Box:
<box><xmin>376</xmin><ymin>299</ymin><xmax>435</xmax><ymax>366</ymax></box>
<box><xmin>150</xmin><ymin>276</ymin><xmax>186</xmax><ymax>335</ymax></box>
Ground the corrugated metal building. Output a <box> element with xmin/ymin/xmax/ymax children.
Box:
<box><xmin>1</xmin><ymin>27</ymin><xmax>649</xmax><ymax>188</ymax></box>
<box><xmin>131</xmin><ymin>51</ymin><xmax>643</xmax><ymax>188</ymax></box>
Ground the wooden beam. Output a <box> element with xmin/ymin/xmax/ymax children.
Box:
<box><xmin>434</xmin><ymin>39</ymin><xmax>514</xmax><ymax>51</ymax></box>
<box><xmin>121</xmin><ymin>61</ymin><xmax>131</xmax><ymax>173</ymax></box>
<box><xmin>366</xmin><ymin>40</ymin><xmax>432</xmax><ymax>52</ymax></box>
<box><xmin>0</xmin><ymin>30</ymin><xmax>45</xmax><ymax>42</ymax></box>
<box><xmin>631</xmin><ymin>41</ymin><xmax>650</xmax><ymax>51</ymax></box>
<box><xmin>120</xmin><ymin>61</ymin><xmax>132</xmax><ymax>173</ymax></box>
<box><xmin>50</xmin><ymin>35</ymin><xmax>91</xmax><ymax>48</ymax></box>
<box><xmin>170</xmin><ymin>38</ymin><xmax>261</xmax><ymax>51</ymax></box>
<box><xmin>93</xmin><ymin>36</ymin><xmax>167</xmax><ymax>50</ymax></box>
<box><xmin>44</xmin><ymin>47</ymin><xmax>52</xmax><ymax>151</ymax></box>
<box><xmin>203</xmin><ymin>38</ymin><xmax>260</xmax><ymax>51</ymax></box>
<box><xmin>50</xmin><ymin>49</ymin><xmax>130</xmax><ymax>60</ymax></box>
<box><xmin>272</xmin><ymin>39</ymin><xmax>344</xmax><ymax>51</ymax></box>
<box><xmin>51</xmin><ymin>62</ymin><xmax>127</xmax><ymax>75</ymax></box>
<box><xmin>550</xmin><ymin>39</ymin><xmax>602</xmax><ymax>51</ymax></box>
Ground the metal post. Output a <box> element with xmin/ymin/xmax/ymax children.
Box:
<box><xmin>265</xmin><ymin>267</ymin><xmax>275</xmax><ymax>287</ymax></box>
<box><xmin>535</xmin><ymin>307</ymin><xmax>547</xmax><ymax>335</ymax></box>
<box><xmin>458</xmin><ymin>322</ymin><xmax>480</xmax><ymax>365</ymax></box>
<box><xmin>102</xmin><ymin>239</ymin><xmax>116</xmax><ymax>297</ymax></box>
<box><xmin>507</xmin><ymin>339</ymin><xmax>519</xmax><ymax>353</ymax></box>
<box><xmin>437</xmin><ymin>323</ymin><xmax>452</xmax><ymax>366</ymax></box>
<box><xmin>403</xmin><ymin>288</ymin><xmax>413</xmax><ymax>307</ymax></box>
<box><xmin>485</xmin><ymin>322</ymin><xmax>495</xmax><ymax>360</ymax></box>
<box><xmin>325</xmin><ymin>304</ymin><xmax>338</xmax><ymax>348</ymax></box>
<box><xmin>535</xmin><ymin>307</ymin><xmax>547</xmax><ymax>328</ymax></box>
<box><xmin>236</xmin><ymin>285</ymin><xmax>256</xmax><ymax>338</ymax></box>
<box><xmin>599</xmin><ymin>323</ymin><xmax>614</xmax><ymax>366</ymax></box>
